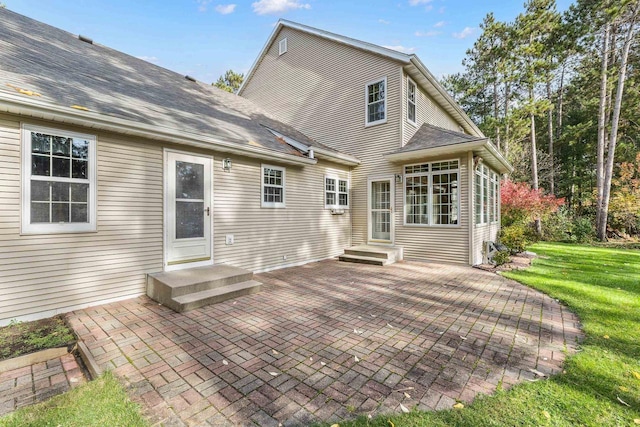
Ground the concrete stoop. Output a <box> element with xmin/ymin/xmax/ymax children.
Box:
<box><xmin>146</xmin><ymin>264</ymin><xmax>262</xmax><ymax>312</ymax></box>
<box><xmin>338</xmin><ymin>245</ymin><xmax>403</xmax><ymax>266</ymax></box>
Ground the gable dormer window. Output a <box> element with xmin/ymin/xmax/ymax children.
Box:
<box><xmin>407</xmin><ymin>77</ymin><xmax>417</xmax><ymax>125</ymax></box>
<box><xmin>279</xmin><ymin>38</ymin><xmax>288</xmax><ymax>55</ymax></box>
<box><xmin>366</xmin><ymin>77</ymin><xmax>387</xmax><ymax>126</ymax></box>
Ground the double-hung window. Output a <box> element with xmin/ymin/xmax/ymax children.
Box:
<box><xmin>261</xmin><ymin>164</ymin><xmax>285</xmax><ymax>208</ymax></box>
<box><xmin>404</xmin><ymin>160</ymin><xmax>459</xmax><ymax>226</ymax></box>
<box><xmin>475</xmin><ymin>164</ymin><xmax>499</xmax><ymax>225</ymax></box>
<box><xmin>22</xmin><ymin>125</ymin><xmax>96</xmax><ymax>234</ymax></box>
<box><xmin>366</xmin><ymin>77</ymin><xmax>387</xmax><ymax>126</ymax></box>
<box><xmin>407</xmin><ymin>78</ymin><xmax>417</xmax><ymax>125</ymax></box>
<box><xmin>325</xmin><ymin>176</ymin><xmax>349</xmax><ymax>209</ymax></box>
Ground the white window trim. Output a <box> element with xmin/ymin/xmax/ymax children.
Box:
<box><xmin>279</xmin><ymin>38</ymin><xmax>288</xmax><ymax>55</ymax></box>
<box><xmin>365</xmin><ymin>76</ymin><xmax>387</xmax><ymax>127</ymax></box>
<box><xmin>407</xmin><ymin>77</ymin><xmax>417</xmax><ymax>127</ymax></box>
<box><xmin>475</xmin><ymin>164</ymin><xmax>500</xmax><ymax>226</ymax></box>
<box><xmin>21</xmin><ymin>124</ymin><xmax>97</xmax><ymax>234</ymax></box>
<box><xmin>403</xmin><ymin>159</ymin><xmax>461</xmax><ymax>228</ymax></box>
<box><xmin>324</xmin><ymin>175</ymin><xmax>350</xmax><ymax>209</ymax></box>
<box><xmin>261</xmin><ymin>164</ymin><xmax>286</xmax><ymax>208</ymax></box>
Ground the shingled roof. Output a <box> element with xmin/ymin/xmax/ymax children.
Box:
<box><xmin>0</xmin><ymin>8</ymin><xmax>356</xmax><ymax>165</ymax></box>
<box><xmin>393</xmin><ymin>123</ymin><xmax>487</xmax><ymax>154</ymax></box>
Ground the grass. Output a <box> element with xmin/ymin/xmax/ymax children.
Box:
<box><xmin>323</xmin><ymin>242</ymin><xmax>640</xmax><ymax>426</ymax></box>
<box><xmin>0</xmin><ymin>315</ymin><xmax>75</xmax><ymax>360</ymax></box>
<box><xmin>0</xmin><ymin>371</ymin><xmax>148</xmax><ymax>427</ymax></box>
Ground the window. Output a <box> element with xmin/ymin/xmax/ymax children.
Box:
<box><xmin>407</xmin><ymin>78</ymin><xmax>417</xmax><ymax>125</ymax></box>
<box><xmin>325</xmin><ymin>176</ymin><xmax>349</xmax><ymax>209</ymax></box>
<box><xmin>22</xmin><ymin>125</ymin><xmax>96</xmax><ymax>234</ymax></box>
<box><xmin>279</xmin><ymin>38</ymin><xmax>287</xmax><ymax>55</ymax></box>
<box><xmin>475</xmin><ymin>164</ymin><xmax>500</xmax><ymax>225</ymax></box>
<box><xmin>365</xmin><ymin>77</ymin><xmax>387</xmax><ymax>126</ymax></box>
<box><xmin>261</xmin><ymin>165</ymin><xmax>285</xmax><ymax>208</ymax></box>
<box><xmin>404</xmin><ymin>160</ymin><xmax>459</xmax><ymax>226</ymax></box>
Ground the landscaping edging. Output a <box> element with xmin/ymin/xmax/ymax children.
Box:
<box><xmin>77</xmin><ymin>340</ymin><xmax>102</xmax><ymax>380</ymax></box>
<box><xmin>0</xmin><ymin>345</ymin><xmax>71</xmax><ymax>373</ymax></box>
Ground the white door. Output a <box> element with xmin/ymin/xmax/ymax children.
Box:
<box><xmin>165</xmin><ymin>151</ymin><xmax>212</xmax><ymax>269</ymax></box>
<box><xmin>368</xmin><ymin>177</ymin><xmax>394</xmax><ymax>244</ymax></box>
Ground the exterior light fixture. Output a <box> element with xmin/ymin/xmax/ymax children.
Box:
<box><xmin>395</xmin><ymin>174</ymin><xmax>403</xmax><ymax>184</ymax></box>
<box><xmin>222</xmin><ymin>158</ymin><xmax>232</xmax><ymax>172</ymax></box>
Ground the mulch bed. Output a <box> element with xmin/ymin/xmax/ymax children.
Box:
<box><xmin>0</xmin><ymin>315</ymin><xmax>75</xmax><ymax>361</ymax></box>
<box><xmin>475</xmin><ymin>251</ymin><xmax>536</xmax><ymax>273</ymax></box>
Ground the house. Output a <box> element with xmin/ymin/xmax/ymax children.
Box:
<box><xmin>0</xmin><ymin>9</ymin><xmax>510</xmax><ymax>326</ymax></box>
<box><xmin>0</xmin><ymin>9</ymin><xmax>358</xmax><ymax>324</ymax></box>
<box><xmin>239</xmin><ymin>20</ymin><xmax>512</xmax><ymax>266</ymax></box>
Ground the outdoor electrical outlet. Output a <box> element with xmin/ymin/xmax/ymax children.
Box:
<box><xmin>225</xmin><ymin>234</ymin><xmax>234</xmax><ymax>245</ymax></box>
<box><xmin>283</xmin><ymin>255</ymin><xmax>287</xmax><ymax>260</ymax></box>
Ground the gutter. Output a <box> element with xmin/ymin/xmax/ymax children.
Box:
<box><xmin>384</xmin><ymin>139</ymin><xmax>513</xmax><ymax>174</ymax></box>
<box><xmin>0</xmin><ymin>93</ymin><xmax>317</xmax><ymax>166</ymax></box>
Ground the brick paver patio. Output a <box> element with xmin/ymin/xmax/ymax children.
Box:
<box><xmin>0</xmin><ymin>353</ymin><xmax>86</xmax><ymax>417</ymax></box>
<box><xmin>67</xmin><ymin>260</ymin><xmax>582</xmax><ymax>426</ymax></box>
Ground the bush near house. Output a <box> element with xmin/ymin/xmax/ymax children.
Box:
<box><xmin>499</xmin><ymin>180</ymin><xmax>564</xmax><ymax>252</ymax></box>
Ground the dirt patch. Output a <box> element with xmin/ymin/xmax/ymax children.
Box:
<box><xmin>475</xmin><ymin>252</ymin><xmax>536</xmax><ymax>273</ymax></box>
<box><xmin>0</xmin><ymin>315</ymin><xmax>76</xmax><ymax>361</ymax></box>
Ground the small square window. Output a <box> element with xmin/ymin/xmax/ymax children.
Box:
<box><xmin>279</xmin><ymin>38</ymin><xmax>288</xmax><ymax>55</ymax></box>
<box><xmin>325</xmin><ymin>175</ymin><xmax>349</xmax><ymax>209</ymax></box>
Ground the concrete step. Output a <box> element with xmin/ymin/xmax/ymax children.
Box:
<box><xmin>338</xmin><ymin>254</ymin><xmax>388</xmax><ymax>266</ymax></box>
<box><xmin>340</xmin><ymin>245</ymin><xmax>403</xmax><ymax>265</ymax></box>
<box><xmin>171</xmin><ymin>280</ymin><xmax>262</xmax><ymax>312</ymax></box>
<box><xmin>146</xmin><ymin>264</ymin><xmax>260</xmax><ymax>312</ymax></box>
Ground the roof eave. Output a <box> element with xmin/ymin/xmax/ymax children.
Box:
<box><xmin>407</xmin><ymin>56</ymin><xmax>484</xmax><ymax>138</ymax></box>
<box><xmin>384</xmin><ymin>140</ymin><xmax>512</xmax><ymax>174</ymax></box>
<box><xmin>311</xmin><ymin>146</ymin><xmax>361</xmax><ymax>166</ymax></box>
<box><xmin>0</xmin><ymin>93</ymin><xmax>317</xmax><ymax>166</ymax></box>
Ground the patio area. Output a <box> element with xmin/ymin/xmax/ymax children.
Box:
<box><xmin>66</xmin><ymin>260</ymin><xmax>582</xmax><ymax>426</ymax></box>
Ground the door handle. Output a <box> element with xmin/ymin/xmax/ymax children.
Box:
<box><xmin>205</xmin><ymin>207</ymin><xmax>210</xmax><ymax>216</ymax></box>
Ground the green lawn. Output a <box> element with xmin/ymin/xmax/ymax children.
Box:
<box><xmin>327</xmin><ymin>242</ymin><xmax>640</xmax><ymax>426</ymax></box>
<box><xmin>0</xmin><ymin>371</ymin><xmax>147</xmax><ymax>427</ymax></box>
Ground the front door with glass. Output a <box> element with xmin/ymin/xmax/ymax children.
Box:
<box><xmin>165</xmin><ymin>152</ymin><xmax>212</xmax><ymax>269</ymax></box>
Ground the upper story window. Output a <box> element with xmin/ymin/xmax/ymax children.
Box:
<box><xmin>475</xmin><ymin>164</ymin><xmax>499</xmax><ymax>225</ymax></box>
<box><xmin>404</xmin><ymin>160</ymin><xmax>459</xmax><ymax>226</ymax></box>
<box><xmin>279</xmin><ymin>38</ymin><xmax>288</xmax><ymax>55</ymax></box>
<box><xmin>22</xmin><ymin>125</ymin><xmax>97</xmax><ymax>234</ymax></box>
<box><xmin>365</xmin><ymin>77</ymin><xmax>387</xmax><ymax>126</ymax></box>
<box><xmin>261</xmin><ymin>164</ymin><xmax>285</xmax><ymax>208</ymax></box>
<box><xmin>325</xmin><ymin>176</ymin><xmax>349</xmax><ymax>209</ymax></box>
<box><xmin>407</xmin><ymin>78</ymin><xmax>417</xmax><ymax>125</ymax></box>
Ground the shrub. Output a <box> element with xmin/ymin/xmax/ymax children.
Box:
<box><xmin>501</xmin><ymin>180</ymin><xmax>564</xmax><ymax>227</ymax></box>
<box><xmin>542</xmin><ymin>206</ymin><xmax>574</xmax><ymax>242</ymax></box>
<box><xmin>499</xmin><ymin>223</ymin><xmax>537</xmax><ymax>253</ymax></box>
<box><xmin>572</xmin><ymin>216</ymin><xmax>595</xmax><ymax>243</ymax></box>
<box><xmin>492</xmin><ymin>250</ymin><xmax>511</xmax><ymax>266</ymax></box>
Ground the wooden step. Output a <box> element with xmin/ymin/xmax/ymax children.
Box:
<box><xmin>171</xmin><ymin>280</ymin><xmax>262</xmax><ymax>312</ymax></box>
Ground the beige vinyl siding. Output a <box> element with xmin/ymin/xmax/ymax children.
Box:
<box><xmin>0</xmin><ymin>112</ymin><xmax>352</xmax><ymax>324</ymax></box>
<box><xmin>212</xmin><ymin>156</ymin><xmax>350</xmax><ymax>272</ymax></box>
<box><xmin>402</xmin><ymin>71</ymin><xmax>461</xmax><ymax>146</ymax></box>
<box><xmin>0</xmin><ymin>114</ymin><xmax>163</xmax><ymax>325</ymax></box>
<box><xmin>242</xmin><ymin>27</ymin><xmax>403</xmax><ymax>247</ymax></box>
<box><xmin>473</xmin><ymin>223</ymin><xmax>500</xmax><ymax>265</ymax></box>
<box><xmin>395</xmin><ymin>152</ymin><xmax>471</xmax><ymax>264</ymax></box>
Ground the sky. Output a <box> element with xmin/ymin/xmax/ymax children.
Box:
<box><xmin>6</xmin><ymin>0</ymin><xmax>574</xmax><ymax>84</ymax></box>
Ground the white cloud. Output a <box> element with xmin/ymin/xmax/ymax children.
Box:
<box><xmin>434</xmin><ymin>20</ymin><xmax>446</xmax><ymax>28</ymax></box>
<box><xmin>378</xmin><ymin>19</ymin><xmax>390</xmax><ymax>25</ymax></box>
<box><xmin>452</xmin><ymin>27</ymin><xmax>476</xmax><ymax>39</ymax></box>
<box><xmin>137</xmin><ymin>56</ymin><xmax>159</xmax><ymax>63</ymax></box>
<box><xmin>197</xmin><ymin>0</ymin><xmax>212</xmax><ymax>12</ymax></box>
<box><xmin>408</xmin><ymin>0</ymin><xmax>432</xmax><ymax>5</ymax></box>
<box><xmin>415</xmin><ymin>30</ymin><xmax>441</xmax><ymax>37</ymax></box>
<box><xmin>215</xmin><ymin>4</ymin><xmax>236</xmax><ymax>14</ymax></box>
<box><xmin>252</xmin><ymin>0</ymin><xmax>310</xmax><ymax>15</ymax></box>
<box><xmin>438</xmin><ymin>6</ymin><xmax>446</xmax><ymax>13</ymax></box>
<box><xmin>383</xmin><ymin>45</ymin><xmax>416</xmax><ymax>54</ymax></box>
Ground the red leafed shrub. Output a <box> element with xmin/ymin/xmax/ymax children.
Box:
<box><xmin>501</xmin><ymin>180</ymin><xmax>564</xmax><ymax>227</ymax></box>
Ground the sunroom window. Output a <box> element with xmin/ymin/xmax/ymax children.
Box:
<box><xmin>475</xmin><ymin>164</ymin><xmax>499</xmax><ymax>225</ymax></box>
<box><xmin>22</xmin><ymin>125</ymin><xmax>96</xmax><ymax>234</ymax></box>
<box><xmin>404</xmin><ymin>160</ymin><xmax>459</xmax><ymax>226</ymax></box>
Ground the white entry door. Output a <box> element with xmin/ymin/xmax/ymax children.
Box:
<box><xmin>165</xmin><ymin>151</ymin><xmax>212</xmax><ymax>269</ymax></box>
<box><xmin>368</xmin><ymin>177</ymin><xmax>394</xmax><ymax>244</ymax></box>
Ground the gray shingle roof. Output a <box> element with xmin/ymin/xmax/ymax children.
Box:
<box><xmin>391</xmin><ymin>123</ymin><xmax>487</xmax><ymax>154</ymax></box>
<box><xmin>0</xmin><ymin>8</ymin><xmax>342</xmax><ymax>160</ymax></box>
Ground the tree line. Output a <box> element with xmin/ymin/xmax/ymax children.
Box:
<box><xmin>442</xmin><ymin>0</ymin><xmax>640</xmax><ymax>241</ymax></box>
